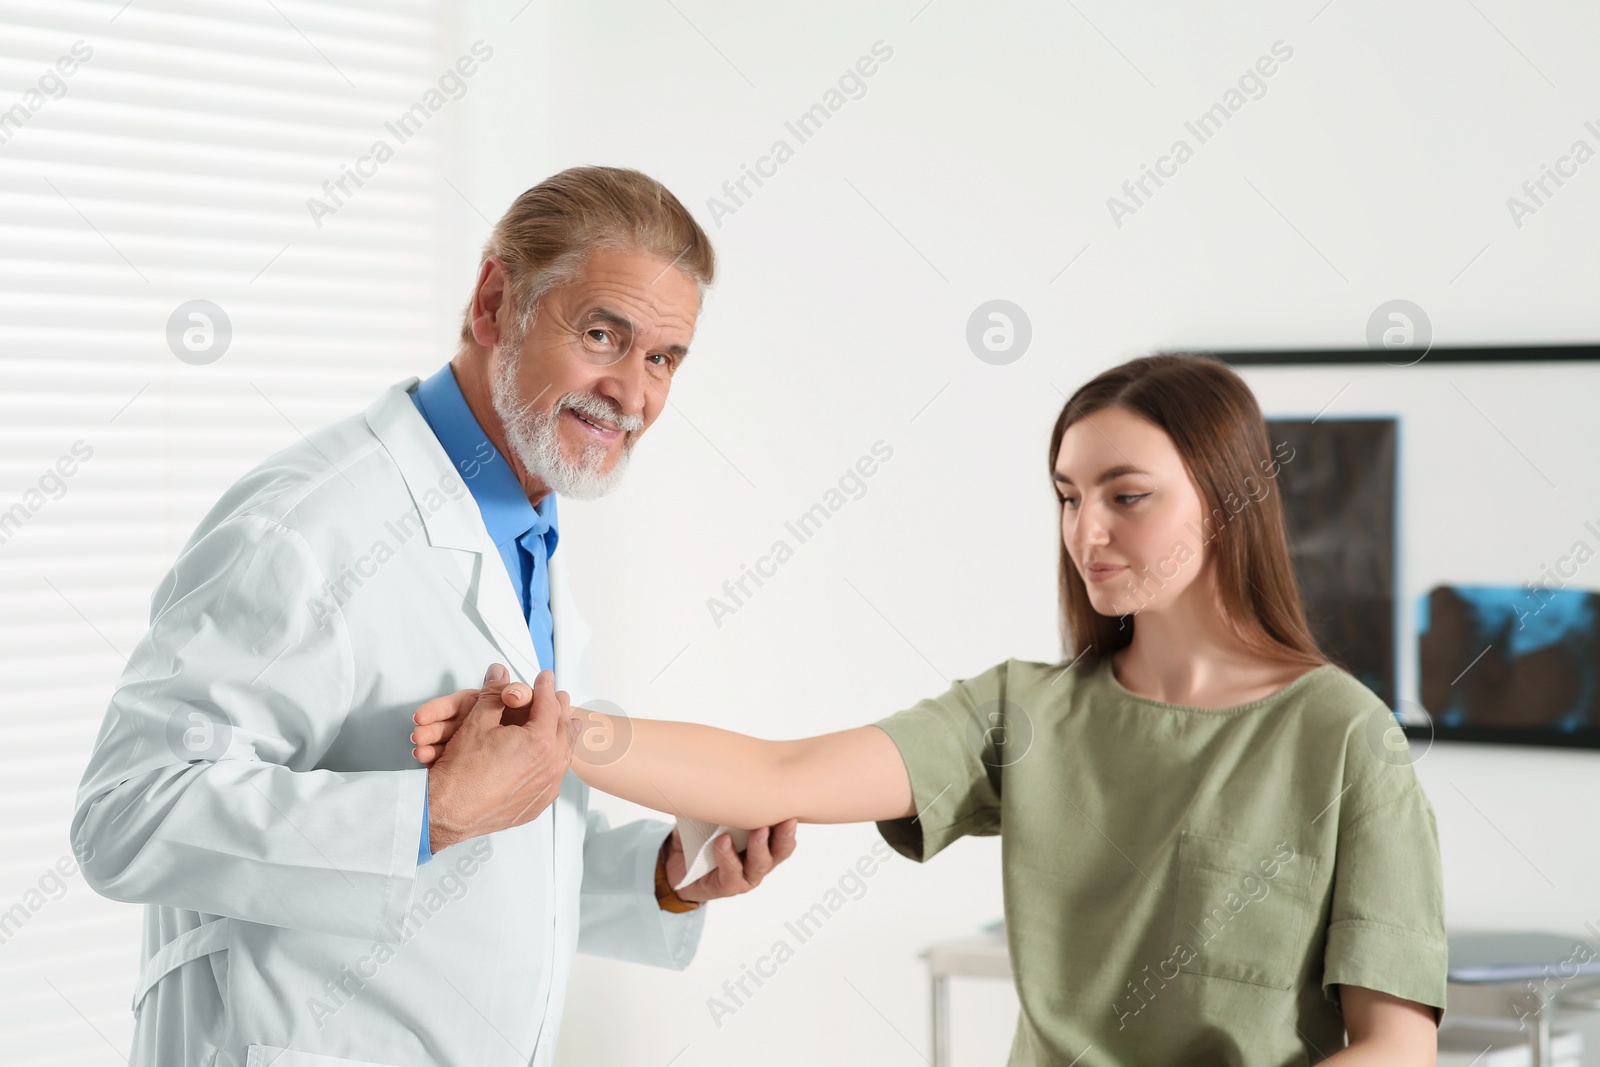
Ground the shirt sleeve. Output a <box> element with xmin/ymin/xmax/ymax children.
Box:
<box><xmin>871</xmin><ymin>660</ymin><xmax>1010</xmax><ymax>863</ymax></box>
<box><xmin>1320</xmin><ymin>725</ymin><xmax>1450</xmax><ymax>1026</ymax></box>
<box><xmin>419</xmin><ymin>783</ymin><xmax>432</xmax><ymax>864</ymax></box>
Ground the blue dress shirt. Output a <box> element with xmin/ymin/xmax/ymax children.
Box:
<box><xmin>409</xmin><ymin>363</ymin><xmax>560</xmax><ymax>862</ymax></box>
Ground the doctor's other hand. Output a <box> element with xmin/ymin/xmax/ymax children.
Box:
<box><xmin>420</xmin><ymin>663</ymin><xmax>577</xmax><ymax>853</ymax></box>
<box><xmin>664</xmin><ymin>819</ymin><xmax>800</xmax><ymax>904</ymax></box>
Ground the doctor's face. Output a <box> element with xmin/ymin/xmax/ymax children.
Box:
<box><xmin>1053</xmin><ymin>406</ymin><xmax>1213</xmax><ymax>619</ymax></box>
<box><xmin>489</xmin><ymin>246</ymin><xmax>700</xmax><ymax>498</ymax></box>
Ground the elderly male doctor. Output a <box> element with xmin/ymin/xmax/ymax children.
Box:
<box><xmin>72</xmin><ymin>166</ymin><xmax>799</xmax><ymax>1067</ymax></box>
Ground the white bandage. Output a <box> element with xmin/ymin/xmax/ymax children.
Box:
<box><xmin>672</xmin><ymin>817</ymin><xmax>751</xmax><ymax>890</ymax></box>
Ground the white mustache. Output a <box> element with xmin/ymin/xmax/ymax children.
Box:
<box><xmin>558</xmin><ymin>391</ymin><xmax>643</xmax><ymax>434</ymax></box>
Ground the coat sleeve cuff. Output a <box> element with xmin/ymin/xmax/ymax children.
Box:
<box><xmin>577</xmin><ymin>817</ymin><xmax>706</xmax><ymax>969</ymax></box>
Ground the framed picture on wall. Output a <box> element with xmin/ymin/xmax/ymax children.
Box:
<box><xmin>1213</xmin><ymin>344</ymin><xmax>1600</xmax><ymax>750</ymax></box>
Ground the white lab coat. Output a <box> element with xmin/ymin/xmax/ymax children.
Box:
<box><xmin>71</xmin><ymin>377</ymin><xmax>704</xmax><ymax>1067</ymax></box>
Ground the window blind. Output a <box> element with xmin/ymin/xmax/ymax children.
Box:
<box><xmin>0</xmin><ymin>1</ymin><xmax>450</xmax><ymax>1061</ymax></box>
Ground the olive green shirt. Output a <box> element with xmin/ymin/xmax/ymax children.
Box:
<box><xmin>874</xmin><ymin>655</ymin><xmax>1448</xmax><ymax>1067</ymax></box>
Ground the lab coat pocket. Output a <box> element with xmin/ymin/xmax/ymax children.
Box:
<box><xmin>244</xmin><ymin>1046</ymin><xmax>403</xmax><ymax>1067</ymax></box>
<box><xmin>1170</xmin><ymin>830</ymin><xmax>1316</xmax><ymax>991</ymax></box>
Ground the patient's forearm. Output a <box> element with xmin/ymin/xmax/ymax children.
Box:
<box><xmin>569</xmin><ymin>709</ymin><xmax>913</xmax><ymax>828</ymax></box>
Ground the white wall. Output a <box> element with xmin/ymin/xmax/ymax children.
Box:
<box><xmin>449</xmin><ymin>0</ymin><xmax>1600</xmax><ymax>1062</ymax></box>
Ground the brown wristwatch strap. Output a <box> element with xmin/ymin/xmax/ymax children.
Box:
<box><xmin>655</xmin><ymin>837</ymin><xmax>702</xmax><ymax>913</ymax></box>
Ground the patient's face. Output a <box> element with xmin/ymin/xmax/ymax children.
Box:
<box><xmin>489</xmin><ymin>246</ymin><xmax>699</xmax><ymax>497</ymax></box>
<box><xmin>1053</xmin><ymin>406</ymin><xmax>1211</xmax><ymax>619</ymax></box>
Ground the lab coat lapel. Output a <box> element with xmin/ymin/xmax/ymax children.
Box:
<box><xmin>550</xmin><ymin>546</ymin><xmax>593</xmax><ymax>703</ymax></box>
<box><xmin>364</xmin><ymin>378</ymin><xmax>543</xmax><ymax>681</ymax></box>
<box><xmin>465</xmin><ymin>543</ymin><xmax>544</xmax><ymax>682</ymax></box>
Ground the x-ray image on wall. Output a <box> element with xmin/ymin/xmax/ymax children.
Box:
<box><xmin>1267</xmin><ymin>417</ymin><xmax>1397</xmax><ymax>708</ymax></box>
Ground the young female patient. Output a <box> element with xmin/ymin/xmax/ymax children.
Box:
<box><xmin>413</xmin><ymin>354</ymin><xmax>1447</xmax><ymax>1066</ymax></box>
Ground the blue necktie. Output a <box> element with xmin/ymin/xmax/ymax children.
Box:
<box><xmin>517</xmin><ymin>517</ymin><xmax>556</xmax><ymax>680</ymax></box>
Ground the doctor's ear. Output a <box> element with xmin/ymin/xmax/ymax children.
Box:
<box><xmin>468</xmin><ymin>256</ymin><xmax>513</xmax><ymax>349</ymax></box>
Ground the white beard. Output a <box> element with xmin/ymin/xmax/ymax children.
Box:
<box><xmin>489</xmin><ymin>345</ymin><xmax>643</xmax><ymax>500</ymax></box>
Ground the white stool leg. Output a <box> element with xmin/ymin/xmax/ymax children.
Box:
<box><xmin>932</xmin><ymin>974</ymin><xmax>951</xmax><ymax>1067</ymax></box>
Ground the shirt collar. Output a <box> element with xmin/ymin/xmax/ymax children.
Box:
<box><xmin>411</xmin><ymin>363</ymin><xmax>558</xmax><ymax>556</ymax></box>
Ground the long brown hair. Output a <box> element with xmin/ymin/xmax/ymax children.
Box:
<box><xmin>1048</xmin><ymin>353</ymin><xmax>1328</xmax><ymax>672</ymax></box>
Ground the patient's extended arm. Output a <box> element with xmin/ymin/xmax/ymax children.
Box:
<box><xmin>571</xmin><ymin>710</ymin><xmax>914</xmax><ymax>827</ymax></box>
<box><xmin>411</xmin><ymin>670</ymin><xmax>915</xmax><ymax>828</ymax></box>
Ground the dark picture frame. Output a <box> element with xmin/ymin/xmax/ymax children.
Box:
<box><xmin>1209</xmin><ymin>345</ymin><xmax>1600</xmax><ymax>750</ymax></box>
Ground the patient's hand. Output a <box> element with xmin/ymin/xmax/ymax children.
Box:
<box><xmin>412</xmin><ymin>677</ymin><xmax>535</xmax><ymax>765</ymax></box>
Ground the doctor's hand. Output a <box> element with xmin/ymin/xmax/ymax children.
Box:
<box><xmin>410</xmin><ymin>669</ymin><xmax>538</xmax><ymax>764</ymax></box>
<box><xmin>663</xmin><ymin>819</ymin><xmax>800</xmax><ymax>904</ymax></box>
<box><xmin>419</xmin><ymin>663</ymin><xmax>577</xmax><ymax>853</ymax></box>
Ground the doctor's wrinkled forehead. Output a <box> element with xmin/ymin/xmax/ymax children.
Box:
<box><xmin>458</xmin><ymin>165</ymin><xmax>717</xmax><ymax>345</ymax></box>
